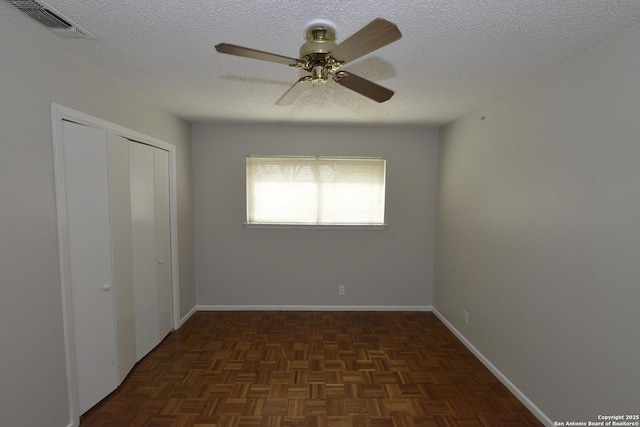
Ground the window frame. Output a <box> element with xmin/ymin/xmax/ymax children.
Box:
<box><xmin>245</xmin><ymin>155</ymin><xmax>387</xmax><ymax>229</ymax></box>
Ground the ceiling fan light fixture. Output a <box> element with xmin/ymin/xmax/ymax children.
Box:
<box><xmin>311</xmin><ymin>64</ymin><xmax>329</xmax><ymax>84</ymax></box>
<box><xmin>215</xmin><ymin>18</ymin><xmax>401</xmax><ymax>105</ymax></box>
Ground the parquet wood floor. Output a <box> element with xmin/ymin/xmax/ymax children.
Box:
<box><xmin>79</xmin><ymin>311</ymin><xmax>543</xmax><ymax>427</ymax></box>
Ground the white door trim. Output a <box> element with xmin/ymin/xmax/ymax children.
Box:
<box><xmin>51</xmin><ymin>103</ymin><xmax>181</xmax><ymax>426</ymax></box>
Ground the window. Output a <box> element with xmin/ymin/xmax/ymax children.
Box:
<box><xmin>246</xmin><ymin>156</ymin><xmax>386</xmax><ymax>226</ymax></box>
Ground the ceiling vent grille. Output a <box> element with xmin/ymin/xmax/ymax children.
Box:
<box><xmin>3</xmin><ymin>0</ymin><xmax>95</xmax><ymax>38</ymax></box>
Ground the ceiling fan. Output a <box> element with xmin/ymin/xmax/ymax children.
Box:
<box><xmin>215</xmin><ymin>18</ymin><xmax>402</xmax><ymax>106</ymax></box>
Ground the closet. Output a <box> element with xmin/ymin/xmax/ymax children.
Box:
<box><xmin>61</xmin><ymin>120</ymin><xmax>172</xmax><ymax>414</ymax></box>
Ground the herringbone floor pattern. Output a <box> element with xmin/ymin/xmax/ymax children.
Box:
<box><xmin>80</xmin><ymin>311</ymin><xmax>543</xmax><ymax>427</ymax></box>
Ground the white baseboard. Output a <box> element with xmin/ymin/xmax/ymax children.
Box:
<box><xmin>179</xmin><ymin>305</ymin><xmax>198</xmax><ymax>327</ymax></box>
<box><xmin>431</xmin><ymin>307</ymin><xmax>552</xmax><ymax>427</ymax></box>
<box><xmin>196</xmin><ymin>305</ymin><xmax>432</xmax><ymax>312</ymax></box>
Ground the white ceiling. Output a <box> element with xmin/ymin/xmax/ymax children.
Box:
<box><xmin>3</xmin><ymin>1</ymin><xmax>640</xmax><ymax>125</ymax></box>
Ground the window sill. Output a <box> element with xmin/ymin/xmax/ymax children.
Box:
<box><xmin>243</xmin><ymin>223</ymin><xmax>387</xmax><ymax>230</ymax></box>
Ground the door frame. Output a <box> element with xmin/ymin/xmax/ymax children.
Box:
<box><xmin>51</xmin><ymin>103</ymin><xmax>181</xmax><ymax>425</ymax></box>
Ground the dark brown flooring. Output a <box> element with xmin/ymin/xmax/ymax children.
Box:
<box><xmin>80</xmin><ymin>311</ymin><xmax>543</xmax><ymax>427</ymax></box>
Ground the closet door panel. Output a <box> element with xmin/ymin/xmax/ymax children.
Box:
<box><xmin>62</xmin><ymin>121</ymin><xmax>118</xmax><ymax>414</ymax></box>
<box><xmin>107</xmin><ymin>134</ymin><xmax>136</xmax><ymax>382</ymax></box>
<box><xmin>154</xmin><ymin>148</ymin><xmax>173</xmax><ymax>337</ymax></box>
<box><xmin>129</xmin><ymin>142</ymin><xmax>160</xmax><ymax>360</ymax></box>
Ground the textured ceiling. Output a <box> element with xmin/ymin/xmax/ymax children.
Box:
<box><xmin>2</xmin><ymin>0</ymin><xmax>640</xmax><ymax>125</ymax></box>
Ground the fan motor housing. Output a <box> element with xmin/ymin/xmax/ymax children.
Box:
<box><xmin>299</xmin><ymin>24</ymin><xmax>337</xmax><ymax>60</ymax></box>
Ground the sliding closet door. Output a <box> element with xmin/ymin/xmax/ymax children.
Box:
<box><xmin>62</xmin><ymin>121</ymin><xmax>118</xmax><ymax>414</ymax></box>
<box><xmin>130</xmin><ymin>142</ymin><xmax>172</xmax><ymax>360</ymax></box>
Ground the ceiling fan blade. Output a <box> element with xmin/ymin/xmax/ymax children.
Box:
<box><xmin>275</xmin><ymin>77</ymin><xmax>314</xmax><ymax>106</ymax></box>
<box><xmin>215</xmin><ymin>43</ymin><xmax>300</xmax><ymax>66</ymax></box>
<box><xmin>333</xmin><ymin>71</ymin><xmax>394</xmax><ymax>103</ymax></box>
<box><xmin>329</xmin><ymin>18</ymin><xmax>402</xmax><ymax>64</ymax></box>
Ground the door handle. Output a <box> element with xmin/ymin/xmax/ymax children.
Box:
<box><xmin>158</xmin><ymin>259</ymin><xmax>164</xmax><ymax>265</ymax></box>
<box><xmin>102</xmin><ymin>284</ymin><xmax>112</xmax><ymax>291</ymax></box>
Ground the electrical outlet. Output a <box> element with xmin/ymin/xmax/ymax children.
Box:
<box><xmin>463</xmin><ymin>310</ymin><xmax>469</xmax><ymax>325</ymax></box>
<box><xmin>338</xmin><ymin>285</ymin><xmax>346</xmax><ymax>296</ymax></box>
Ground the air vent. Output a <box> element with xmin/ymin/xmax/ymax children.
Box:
<box><xmin>3</xmin><ymin>0</ymin><xmax>95</xmax><ymax>39</ymax></box>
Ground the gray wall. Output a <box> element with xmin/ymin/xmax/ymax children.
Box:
<box><xmin>192</xmin><ymin>123</ymin><xmax>438</xmax><ymax>308</ymax></box>
<box><xmin>435</xmin><ymin>23</ymin><xmax>640</xmax><ymax>422</ymax></box>
<box><xmin>0</xmin><ymin>15</ymin><xmax>195</xmax><ymax>427</ymax></box>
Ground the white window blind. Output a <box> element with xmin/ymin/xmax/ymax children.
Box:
<box><xmin>246</xmin><ymin>156</ymin><xmax>386</xmax><ymax>225</ymax></box>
